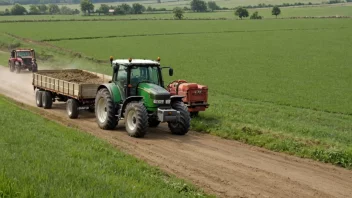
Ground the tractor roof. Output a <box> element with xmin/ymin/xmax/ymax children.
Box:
<box><xmin>112</xmin><ymin>59</ymin><xmax>160</xmax><ymax>66</ymax></box>
<box><xmin>15</xmin><ymin>49</ymin><xmax>32</xmax><ymax>52</ymax></box>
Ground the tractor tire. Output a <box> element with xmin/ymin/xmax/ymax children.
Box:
<box><xmin>66</xmin><ymin>99</ymin><xmax>79</xmax><ymax>119</ymax></box>
<box><xmin>168</xmin><ymin>101</ymin><xmax>190</xmax><ymax>135</ymax></box>
<box><xmin>15</xmin><ymin>66</ymin><xmax>20</xmax><ymax>74</ymax></box>
<box><xmin>32</xmin><ymin>64</ymin><xmax>38</xmax><ymax>72</ymax></box>
<box><xmin>95</xmin><ymin>88</ymin><xmax>117</xmax><ymax>130</ymax></box>
<box><xmin>42</xmin><ymin>91</ymin><xmax>53</xmax><ymax>109</ymax></box>
<box><xmin>148</xmin><ymin>117</ymin><xmax>160</xmax><ymax>127</ymax></box>
<box><xmin>8</xmin><ymin>62</ymin><xmax>14</xmax><ymax>72</ymax></box>
<box><xmin>35</xmin><ymin>90</ymin><xmax>43</xmax><ymax>107</ymax></box>
<box><xmin>124</xmin><ymin>101</ymin><xmax>148</xmax><ymax>138</ymax></box>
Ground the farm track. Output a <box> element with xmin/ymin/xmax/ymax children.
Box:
<box><xmin>0</xmin><ymin>66</ymin><xmax>352</xmax><ymax>198</ymax></box>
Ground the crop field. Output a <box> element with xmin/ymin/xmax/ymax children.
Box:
<box><xmin>0</xmin><ymin>4</ymin><xmax>352</xmax><ymax>21</ymax></box>
<box><xmin>0</xmin><ymin>0</ymin><xmax>329</xmax><ymax>11</ymax></box>
<box><xmin>0</xmin><ymin>13</ymin><xmax>352</xmax><ymax>168</ymax></box>
<box><xmin>0</xmin><ymin>94</ymin><xmax>210</xmax><ymax>197</ymax></box>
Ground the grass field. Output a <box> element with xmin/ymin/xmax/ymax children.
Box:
<box><xmin>0</xmin><ymin>13</ymin><xmax>351</xmax><ymax>168</ymax></box>
<box><xmin>0</xmin><ymin>0</ymin><xmax>329</xmax><ymax>11</ymax></box>
<box><xmin>0</xmin><ymin>4</ymin><xmax>352</xmax><ymax>21</ymax></box>
<box><xmin>0</xmin><ymin>94</ymin><xmax>211</xmax><ymax>197</ymax></box>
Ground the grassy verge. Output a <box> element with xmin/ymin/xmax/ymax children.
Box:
<box><xmin>0</xmin><ymin>94</ymin><xmax>211</xmax><ymax>197</ymax></box>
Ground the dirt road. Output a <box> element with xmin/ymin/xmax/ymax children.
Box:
<box><xmin>0</xmin><ymin>66</ymin><xmax>351</xmax><ymax>198</ymax></box>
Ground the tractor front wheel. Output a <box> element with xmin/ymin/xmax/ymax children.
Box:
<box><xmin>95</xmin><ymin>88</ymin><xmax>117</xmax><ymax>130</ymax></box>
<box><xmin>168</xmin><ymin>101</ymin><xmax>190</xmax><ymax>135</ymax></box>
<box><xmin>32</xmin><ymin>63</ymin><xmax>38</xmax><ymax>72</ymax></box>
<box><xmin>124</xmin><ymin>101</ymin><xmax>148</xmax><ymax>138</ymax></box>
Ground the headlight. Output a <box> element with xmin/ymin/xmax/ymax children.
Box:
<box><xmin>165</xmin><ymin>99</ymin><xmax>171</xmax><ymax>104</ymax></box>
<box><xmin>153</xmin><ymin>100</ymin><xmax>164</xmax><ymax>104</ymax></box>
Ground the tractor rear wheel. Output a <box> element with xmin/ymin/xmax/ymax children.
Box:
<box><xmin>168</xmin><ymin>101</ymin><xmax>190</xmax><ymax>135</ymax></box>
<box><xmin>35</xmin><ymin>90</ymin><xmax>43</xmax><ymax>107</ymax></box>
<box><xmin>95</xmin><ymin>88</ymin><xmax>117</xmax><ymax>130</ymax></box>
<box><xmin>42</xmin><ymin>91</ymin><xmax>53</xmax><ymax>109</ymax></box>
<box><xmin>66</xmin><ymin>99</ymin><xmax>79</xmax><ymax>119</ymax></box>
<box><xmin>124</xmin><ymin>101</ymin><xmax>148</xmax><ymax>138</ymax></box>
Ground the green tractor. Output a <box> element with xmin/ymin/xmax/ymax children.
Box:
<box><xmin>94</xmin><ymin>57</ymin><xmax>191</xmax><ymax>138</ymax></box>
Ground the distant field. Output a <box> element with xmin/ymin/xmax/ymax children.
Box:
<box><xmin>0</xmin><ymin>4</ymin><xmax>352</xmax><ymax>20</ymax></box>
<box><xmin>0</xmin><ymin>95</ymin><xmax>210</xmax><ymax>197</ymax></box>
<box><xmin>0</xmin><ymin>0</ymin><xmax>328</xmax><ymax>11</ymax></box>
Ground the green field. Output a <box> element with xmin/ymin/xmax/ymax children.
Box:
<box><xmin>0</xmin><ymin>0</ymin><xmax>328</xmax><ymax>11</ymax></box>
<box><xmin>0</xmin><ymin>3</ymin><xmax>351</xmax><ymax>20</ymax></box>
<box><xmin>0</xmin><ymin>95</ymin><xmax>210</xmax><ymax>197</ymax></box>
<box><xmin>0</xmin><ymin>12</ymin><xmax>352</xmax><ymax>169</ymax></box>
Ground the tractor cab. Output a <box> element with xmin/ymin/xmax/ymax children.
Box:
<box><xmin>110</xmin><ymin>57</ymin><xmax>173</xmax><ymax>98</ymax></box>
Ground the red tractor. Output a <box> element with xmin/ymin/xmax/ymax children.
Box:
<box><xmin>8</xmin><ymin>49</ymin><xmax>38</xmax><ymax>73</ymax></box>
<box><xmin>167</xmin><ymin>80</ymin><xmax>209</xmax><ymax>117</ymax></box>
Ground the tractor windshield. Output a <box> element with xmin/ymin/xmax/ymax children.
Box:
<box><xmin>130</xmin><ymin>66</ymin><xmax>160</xmax><ymax>86</ymax></box>
<box><xmin>17</xmin><ymin>51</ymin><xmax>31</xmax><ymax>57</ymax></box>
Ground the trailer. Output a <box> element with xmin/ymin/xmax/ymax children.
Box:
<box><xmin>32</xmin><ymin>69</ymin><xmax>111</xmax><ymax>119</ymax></box>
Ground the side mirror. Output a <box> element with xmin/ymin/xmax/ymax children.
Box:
<box><xmin>169</xmin><ymin>68</ymin><xmax>173</xmax><ymax>76</ymax></box>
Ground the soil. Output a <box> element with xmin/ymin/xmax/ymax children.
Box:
<box><xmin>0</xmin><ymin>66</ymin><xmax>352</xmax><ymax>198</ymax></box>
<box><xmin>41</xmin><ymin>70</ymin><xmax>104</xmax><ymax>84</ymax></box>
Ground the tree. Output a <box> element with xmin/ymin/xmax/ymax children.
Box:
<box><xmin>234</xmin><ymin>7</ymin><xmax>248</xmax><ymax>19</ymax></box>
<box><xmin>29</xmin><ymin>4</ymin><xmax>40</xmax><ymax>15</ymax></box>
<box><xmin>272</xmin><ymin>6</ymin><xmax>281</xmax><ymax>18</ymax></box>
<box><xmin>61</xmin><ymin>6</ymin><xmax>74</xmax><ymax>15</ymax></box>
<box><xmin>80</xmin><ymin>0</ymin><xmax>94</xmax><ymax>15</ymax></box>
<box><xmin>157</xmin><ymin>0</ymin><xmax>161</xmax><ymax>3</ymax></box>
<box><xmin>173</xmin><ymin>7</ymin><xmax>184</xmax><ymax>19</ymax></box>
<box><xmin>98</xmin><ymin>4</ymin><xmax>109</xmax><ymax>14</ymax></box>
<box><xmin>37</xmin><ymin>4</ymin><xmax>48</xmax><ymax>14</ymax></box>
<box><xmin>114</xmin><ymin>3</ymin><xmax>132</xmax><ymax>15</ymax></box>
<box><xmin>48</xmin><ymin>4</ymin><xmax>60</xmax><ymax>14</ymax></box>
<box><xmin>11</xmin><ymin>3</ymin><xmax>27</xmax><ymax>15</ymax></box>
<box><xmin>4</xmin><ymin>8</ymin><xmax>10</xmax><ymax>15</ymax></box>
<box><xmin>207</xmin><ymin>1</ymin><xmax>220</xmax><ymax>11</ymax></box>
<box><xmin>190</xmin><ymin>0</ymin><xmax>207</xmax><ymax>12</ymax></box>
<box><xmin>132</xmin><ymin>3</ymin><xmax>145</xmax><ymax>14</ymax></box>
<box><xmin>250</xmin><ymin>11</ymin><xmax>262</xmax><ymax>19</ymax></box>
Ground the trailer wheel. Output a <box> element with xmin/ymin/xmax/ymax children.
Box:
<box><xmin>124</xmin><ymin>101</ymin><xmax>148</xmax><ymax>138</ymax></box>
<box><xmin>35</xmin><ymin>90</ymin><xmax>43</xmax><ymax>107</ymax></box>
<box><xmin>67</xmin><ymin>99</ymin><xmax>79</xmax><ymax>119</ymax></box>
<box><xmin>95</xmin><ymin>88</ymin><xmax>117</xmax><ymax>130</ymax></box>
<box><xmin>168</xmin><ymin>101</ymin><xmax>190</xmax><ymax>135</ymax></box>
<box><xmin>42</xmin><ymin>91</ymin><xmax>53</xmax><ymax>109</ymax></box>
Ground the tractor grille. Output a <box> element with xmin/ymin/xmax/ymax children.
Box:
<box><xmin>22</xmin><ymin>58</ymin><xmax>32</xmax><ymax>65</ymax></box>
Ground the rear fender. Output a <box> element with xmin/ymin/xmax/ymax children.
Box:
<box><xmin>120</xmin><ymin>96</ymin><xmax>144</xmax><ymax>118</ymax></box>
<box><xmin>97</xmin><ymin>83</ymin><xmax>122</xmax><ymax>104</ymax></box>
